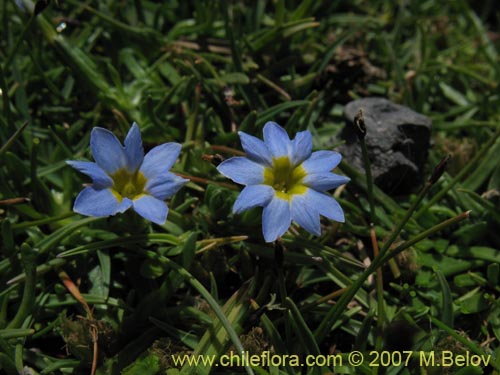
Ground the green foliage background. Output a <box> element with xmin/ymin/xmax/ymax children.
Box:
<box><xmin>1</xmin><ymin>0</ymin><xmax>499</xmax><ymax>374</ymax></box>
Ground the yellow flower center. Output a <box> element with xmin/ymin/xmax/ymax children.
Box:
<box><xmin>263</xmin><ymin>156</ymin><xmax>307</xmax><ymax>200</ymax></box>
<box><xmin>110</xmin><ymin>168</ymin><xmax>147</xmax><ymax>201</ymax></box>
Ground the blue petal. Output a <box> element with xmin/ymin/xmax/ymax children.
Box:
<box><xmin>304</xmin><ymin>189</ymin><xmax>345</xmax><ymax>222</ymax></box>
<box><xmin>233</xmin><ymin>185</ymin><xmax>274</xmax><ymax>214</ymax></box>
<box><xmin>291</xmin><ymin>130</ymin><xmax>312</xmax><ymax>166</ymax></box>
<box><xmin>73</xmin><ymin>187</ymin><xmax>132</xmax><ymax>217</ymax></box>
<box><xmin>15</xmin><ymin>0</ymin><xmax>27</xmax><ymax>12</ymax></box>
<box><xmin>140</xmin><ymin>143</ymin><xmax>182</xmax><ymax>180</ymax></box>
<box><xmin>239</xmin><ymin>131</ymin><xmax>272</xmax><ymax>166</ymax></box>
<box><xmin>66</xmin><ymin>161</ymin><xmax>113</xmax><ymax>189</ymax></box>
<box><xmin>133</xmin><ymin>195</ymin><xmax>169</xmax><ymax>224</ymax></box>
<box><xmin>301</xmin><ymin>151</ymin><xmax>342</xmax><ymax>173</ymax></box>
<box><xmin>263</xmin><ymin>122</ymin><xmax>292</xmax><ymax>158</ymax></box>
<box><xmin>262</xmin><ymin>196</ymin><xmax>291</xmax><ymax>242</ymax></box>
<box><xmin>145</xmin><ymin>171</ymin><xmax>188</xmax><ymax>200</ymax></box>
<box><xmin>124</xmin><ymin>122</ymin><xmax>144</xmax><ymax>172</ymax></box>
<box><xmin>90</xmin><ymin>127</ymin><xmax>127</xmax><ymax>174</ymax></box>
<box><xmin>217</xmin><ymin>157</ymin><xmax>265</xmax><ymax>185</ymax></box>
<box><xmin>303</xmin><ymin>173</ymin><xmax>350</xmax><ymax>191</ymax></box>
<box><xmin>291</xmin><ymin>194</ymin><xmax>321</xmax><ymax>236</ymax></box>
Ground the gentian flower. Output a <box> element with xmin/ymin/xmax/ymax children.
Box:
<box><xmin>217</xmin><ymin>122</ymin><xmax>349</xmax><ymax>242</ymax></box>
<box><xmin>67</xmin><ymin>123</ymin><xmax>188</xmax><ymax>224</ymax></box>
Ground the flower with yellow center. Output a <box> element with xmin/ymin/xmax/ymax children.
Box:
<box><xmin>217</xmin><ymin>121</ymin><xmax>349</xmax><ymax>242</ymax></box>
<box><xmin>67</xmin><ymin>123</ymin><xmax>187</xmax><ymax>224</ymax></box>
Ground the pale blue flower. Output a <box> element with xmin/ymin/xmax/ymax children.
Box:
<box><xmin>217</xmin><ymin>122</ymin><xmax>349</xmax><ymax>242</ymax></box>
<box><xmin>67</xmin><ymin>123</ymin><xmax>188</xmax><ymax>224</ymax></box>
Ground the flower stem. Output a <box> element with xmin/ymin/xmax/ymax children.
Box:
<box><xmin>370</xmin><ymin>225</ymin><xmax>385</xmax><ymax>353</ymax></box>
<box><xmin>381</xmin><ymin>211</ymin><xmax>471</xmax><ymax>264</ymax></box>
<box><xmin>314</xmin><ymin>162</ymin><xmax>439</xmax><ymax>343</ymax></box>
<box><xmin>210</xmin><ymin>145</ymin><xmax>246</xmax><ymax>156</ymax></box>
<box><xmin>414</xmin><ymin>126</ymin><xmax>500</xmax><ymax>219</ymax></box>
<box><xmin>175</xmin><ymin>173</ymin><xmax>239</xmax><ymax>190</ymax></box>
<box><xmin>354</xmin><ymin>109</ymin><xmax>375</xmax><ymax>221</ymax></box>
<box><xmin>316</xmin><ymin>208</ymin><xmax>470</xmax><ymax>344</ymax></box>
<box><xmin>274</xmin><ymin>240</ymin><xmax>292</xmax><ymax>346</ymax></box>
<box><xmin>361</xmin><ymin>138</ymin><xmax>375</xmax><ymax>220</ymax></box>
<box><xmin>354</xmin><ymin>108</ymin><xmax>401</xmax><ymax>281</ymax></box>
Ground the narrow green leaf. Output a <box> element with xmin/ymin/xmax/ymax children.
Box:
<box><xmin>0</xmin><ymin>122</ymin><xmax>28</xmax><ymax>157</ymax></box>
<box><xmin>436</xmin><ymin>270</ymin><xmax>453</xmax><ymax>327</ymax></box>
<box><xmin>487</xmin><ymin>264</ymin><xmax>499</xmax><ymax>286</ymax></box>
<box><xmin>285</xmin><ymin>298</ymin><xmax>320</xmax><ymax>356</ymax></box>
<box><xmin>220</xmin><ymin>72</ymin><xmax>250</xmax><ymax>85</ymax></box>
<box><xmin>259</xmin><ymin>313</ymin><xmax>294</xmax><ymax>375</ymax></box>
<box><xmin>56</xmin><ymin>233</ymin><xmax>180</xmax><ymax>258</ymax></box>
<box><xmin>461</xmin><ymin>137</ymin><xmax>500</xmax><ymax>191</ymax></box>
<box><xmin>430</xmin><ymin>316</ymin><xmax>500</xmax><ymax>372</ymax></box>
<box><xmin>256</xmin><ymin>101</ymin><xmax>309</xmax><ymax>127</ymax></box>
<box><xmin>439</xmin><ymin>82</ymin><xmax>469</xmax><ymax>106</ymax></box>
<box><xmin>0</xmin><ymin>329</ymin><xmax>35</xmax><ymax>339</ymax></box>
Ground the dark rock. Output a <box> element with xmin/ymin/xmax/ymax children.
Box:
<box><xmin>340</xmin><ymin>97</ymin><xmax>432</xmax><ymax>194</ymax></box>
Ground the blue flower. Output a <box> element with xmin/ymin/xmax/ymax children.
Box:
<box><xmin>217</xmin><ymin>122</ymin><xmax>349</xmax><ymax>242</ymax></box>
<box><xmin>67</xmin><ymin>123</ymin><xmax>188</xmax><ymax>224</ymax></box>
